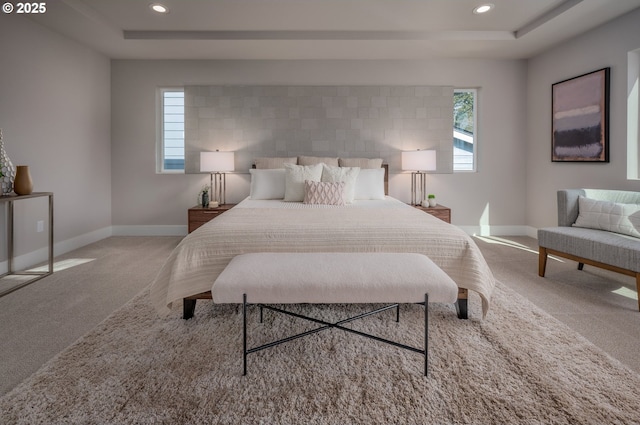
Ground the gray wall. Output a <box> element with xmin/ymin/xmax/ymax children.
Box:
<box><xmin>184</xmin><ymin>85</ymin><xmax>454</xmax><ymax>174</ymax></box>
<box><xmin>527</xmin><ymin>7</ymin><xmax>640</xmax><ymax>229</ymax></box>
<box><xmin>111</xmin><ymin>59</ymin><xmax>527</xmax><ymax>234</ymax></box>
<box><xmin>0</xmin><ymin>15</ymin><xmax>111</xmax><ymax>267</ymax></box>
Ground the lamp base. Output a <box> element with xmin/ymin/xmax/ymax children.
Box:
<box><xmin>210</xmin><ymin>172</ymin><xmax>227</xmax><ymax>205</ymax></box>
<box><xmin>410</xmin><ymin>172</ymin><xmax>427</xmax><ymax>206</ymax></box>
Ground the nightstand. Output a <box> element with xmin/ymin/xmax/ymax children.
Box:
<box><xmin>413</xmin><ymin>204</ymin><xmax>451</xmax><ymax>224</ymax></box>
<box><xmin>188</xmin><ymin>204</ymin><xmax>235</xmax><ymax>233</ymax></box>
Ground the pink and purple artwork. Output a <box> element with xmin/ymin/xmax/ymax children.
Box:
<box><xmin>552</xmin><ymin>68</ymin><xmax>609</xmax><ymax>162</ymax></box>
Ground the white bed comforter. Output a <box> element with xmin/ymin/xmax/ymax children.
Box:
<box><xmin>150</xmin><ymin>198</ymin><xmax>496</xmax><ymax>316</ymax></box>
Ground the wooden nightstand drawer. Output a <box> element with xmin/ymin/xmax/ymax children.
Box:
<box><xmin>188</xmin><ymin>204</ymin><xmax>235</xmax><ymax>233</ymax></box>
<box><xmin>413</xmin><ymin>204</ymin><xmax>451</xmax><ymax>224</ymax></box>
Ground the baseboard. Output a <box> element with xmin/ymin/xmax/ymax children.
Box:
<box><xmin>111</xmin><ymin>225</ymin><xmax>187</xmax><ymax>236</ymax></box>
<box><xmin>456</xmin><ymin>225</ymin><xmax>532</xmax><ymax>237</ymax></box>
<box><xmin>0</xmin><ymin>226</ymin><xmax>112</xmax><ymax>273</ymax></box>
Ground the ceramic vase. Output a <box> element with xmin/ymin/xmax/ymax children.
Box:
<box><xmin>14</xmin><ymin>165</ymin><xmax>33</xmax><ymax>196</ymax></box>
<box><xmin>428</xmin><ymin>198</ymin><xmax>437</xmax><ymax>207</ymax></box>
<box><xmin>0</xmin><ymin>129</ymin><xmax>16</xmax><ymax>196</ymax></box>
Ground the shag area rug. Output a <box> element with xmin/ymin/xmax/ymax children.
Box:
<box><xmin>1</xmin><ymin>282</ymin><xmax>639</xmax><ymax>425</ymax></box>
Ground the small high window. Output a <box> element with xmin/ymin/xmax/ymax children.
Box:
<box><xmin>158</xmin><ymin>89</ymin><xmax>185</xmax><ymax>173</ymax></box>
<box><xmin>453</xmin><ymin>89</ymin><xmax>477</xmax><ymax>172</ymax></box>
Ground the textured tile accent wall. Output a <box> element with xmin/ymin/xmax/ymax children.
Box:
<box><xmin>184</xmin><ymin>85</ymin><xmax>453</xmax><ymax>174</ymax></box>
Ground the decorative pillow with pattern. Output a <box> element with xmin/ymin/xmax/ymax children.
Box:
<box><xmin>303</xmin><ymin>180</ymin><xmax>346</xmax><ymax>206</ymax></box>
<box><xmin>573</xmin><ymin>196</ymin><xmax>640</xmax><ymax>238</ymax></box>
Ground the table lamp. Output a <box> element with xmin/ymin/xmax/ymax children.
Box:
<box><xmin>200</xmin><ymin>150</ymin><xmax>234</xmax><ymax>206</ymax></box>
<box><xmin>401</xmin><ymin>150</ymin><xmax>436</xmax><ymax>206</ymax></box>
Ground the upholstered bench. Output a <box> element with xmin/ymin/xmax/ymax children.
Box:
<box><xmin>212</xmin><ymin>252</ymin><xmax>458</xmax><ymax>376</ymax></box>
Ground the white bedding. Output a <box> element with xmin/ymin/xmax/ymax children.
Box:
<box><xmin>235</xmin><ymin>196</ymin><xmax>408</xmax><ymax>209</ymax></box>
<box><xmin>149</xmin><ymin>196</ymin><xmax>496</xmax><ymax>317</ymax></box>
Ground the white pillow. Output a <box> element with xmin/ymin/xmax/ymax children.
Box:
<box><xmin>283</xmin><ymin>163</ymin><xmax>323</xmax><ymax>202</ymax></box>
<box><xmin>249</xmin><ymin>169</ymin><xmax>286</xmax><ymax>200</ymax></box>
<box><xmin>321</xmin><ymin>165</ymin><xmax>360</xmax><ymax>203</ymax></box>
<box><xmin>573</xmin><ymin>196</ymin><xmax>640</xmax><ymax>238</ymax></box>
<box><xmin>354</xmin><ymin>168</ymin><xmax>385</xmax><ymax>200</ymax></box>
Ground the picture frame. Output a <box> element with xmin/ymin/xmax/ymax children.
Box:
<box><xmin>551</xmin><ymin>67</ymin><xmax>610</xmax><ymax>162</ymax></box>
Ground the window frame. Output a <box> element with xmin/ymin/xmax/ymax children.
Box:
<box><xmin>453</xmin><ymin>88</ymin><xmax>478</xmax><ymax>173</ymax></box>
<box><xmin>628</xmin><ymin>48</ymin><xmax>640</xmax><ymax>180</ymax></box>
<box><xmin>157</xmin><ymin>88</ymin><xmax>185</xmax><ymax>174</ymax></box>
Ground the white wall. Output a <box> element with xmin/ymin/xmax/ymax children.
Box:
<box><xmin>0</xmin><ymin>15</ymin><xmax>111</xmax><ymax>265</ymax></box>
<box><xmin>9</xmin><ymin>5</ymin><xmax>639</xmax><ymax>248</ymax></box>
<box><xmin>527</xmin><ymin>7</ymin><xmax>640</xmax><ymax>229</ymax></box>
<box><xmin>111</xmin><ymin>59</ymin><xmax>527</xmax><ymax>234</ymax></box>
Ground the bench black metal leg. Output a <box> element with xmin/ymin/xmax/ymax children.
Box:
<box><xmin>424</xmin><ymin>293</ymin><xmax>429</xmax><ymax>377</ymax></box>
<box><xmin>578</xmin><ymin>262</ymin><xmax>584</xmax><ymax>270</ymax></box>
<box><xmin>183</xmin><ymin>299</ymin><xmax>197</xmax><ymax>320</ymax></box>
<box><xmin>241</xmin><ymin>300</ymin><xmax>430</xmax><ymax>377</ymax></box>
<box><xmin>456</xmin><ymin>298</ymin><xmax>468</xmax><ymax>320</ymax></box>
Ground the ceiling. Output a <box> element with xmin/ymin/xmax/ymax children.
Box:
<box><xmin>27</xmin><ymin>0</ymin><xmax>640</xmax><ymax>60</ymax></box>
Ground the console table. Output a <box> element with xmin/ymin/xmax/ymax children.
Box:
<box><xmin>0</xmin><ymin>192</ymin><xmax>54</xmax><ymax>297</ymax></box>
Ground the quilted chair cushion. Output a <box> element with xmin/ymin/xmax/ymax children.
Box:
<box><xmin>573</xmin><ymin>196</ymin><xmax>640</xmax><ymax>238</ymax></box>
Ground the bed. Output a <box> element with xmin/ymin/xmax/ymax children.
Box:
<box><xmin>149</xmin><ymin>162</ymin><xmax>496</xmax><ymax>319</ymax></box>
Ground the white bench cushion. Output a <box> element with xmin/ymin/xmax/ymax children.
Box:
<box><xmin>212</xmin><ymin>252</ymin><xmax>458</xmax><ymax>304</ymax></box>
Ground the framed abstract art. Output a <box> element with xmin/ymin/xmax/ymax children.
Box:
<box><xmin>551</xmin><ymin>68</ymin><xmax>610</xmax><ymax>162</ymax></box>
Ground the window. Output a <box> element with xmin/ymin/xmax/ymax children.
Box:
<box><xmin>158</xmin><ymin>89</ymin><xmax>185</xmax><ymax>173</ymax></box>
<box><xmin>453</xmin><ymin>89</ymin><xmax>477</xmax><ymax>172</ymax></box>
<box><xmin>628</xmin><ymin>48</ymin><xmax>640</xmax><ymax>180</ymax></box>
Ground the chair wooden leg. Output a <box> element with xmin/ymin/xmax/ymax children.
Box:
<box><xmin>538</xmin><ymin>247</ymin><xmax>548</xmax><ymax>277</ymax></box>
<box><xmin>636</xmin><ymin>273</ymin><xmax>640</xmax><ymax>312</ymax></box>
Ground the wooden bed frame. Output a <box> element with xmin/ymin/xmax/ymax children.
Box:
<box><xmin>182</xmin><ymin>163</ymin><xmax>469</xmax><ymax>319</ymax></box>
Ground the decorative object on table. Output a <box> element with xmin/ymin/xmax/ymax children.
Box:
<box><xmin>427</xmin><ymin>194</ymin><xmax>437</xmax><ymax>208</ymax></box>
<box><xmin>200</xmin><ymin>150</ymin><xmax>234</xmax><ymax>205</ymax></box>
<box><xmin>14</xmin><ymin>165</ymin><xmax>33</xmax><ymax>195</ymax></box>
<box><xmin>0</xmin><ymin>128</ymin><xmax>16</xmax><ymax>196</ymax></box>
<box><xmin>401</xmin><ymin>149</ymin><xmax>436</xmax><ymax>205</ymax></box>
<box><xmin>198</xmin><ymin>185</ymin><xmax>210</xmax><ymax>208</ymax></box>
<box><xmin>552</xmin><ymin>67</ymin><xmax>610</xmax><ymax>162</ymax></box>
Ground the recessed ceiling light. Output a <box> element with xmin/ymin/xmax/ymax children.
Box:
<box><xmin>150</xmin><ymin>3</ymin><xmax>168</xmax><ymax>13</ymax></box>
<box><xmin>473</xmin><ymin>4</ymin><xmax>494</xmax><ymax>14</ymax></box>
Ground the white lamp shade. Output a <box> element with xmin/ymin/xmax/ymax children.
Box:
<box><xmin>200</xmin><ymin>151</ymin><xmax>234</xmax><ymax>172</ymax></box>
<box><xmin>401</xmin><ymin>150</ymin><xmax>436</xmax><ymax>171</ymax></box>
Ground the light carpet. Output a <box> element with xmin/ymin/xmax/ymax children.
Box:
<box><xmin>1</xmin><ymin>282</ymin><xmax>639</xmax><ymax>424</ymax></box>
